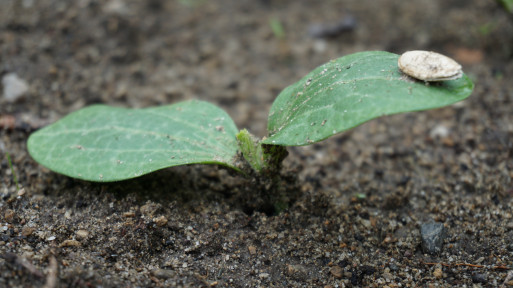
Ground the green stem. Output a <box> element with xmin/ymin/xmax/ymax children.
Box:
<box><xmin>236</xmin><ymin>129</ymin><xmax>288</xmax><ymax>175</ymax></box>
<box><xmin>236</xmin><ymin>129</ymin><xmax>264</xmax><ymax>173</ymax></box>
<box><xmin>235</xmin><ymin>130</ymin><xmax>293</xmax><ymax>214</ymax></box>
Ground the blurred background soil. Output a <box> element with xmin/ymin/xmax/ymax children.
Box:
<box><xmin>1</xmin><ymin>0</ymin><xmax>512</xmax><ymax>287</ymax></box>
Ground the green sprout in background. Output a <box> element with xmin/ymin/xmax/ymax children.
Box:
<box><xmin>6</xmin><ymin>151</ymin><xmax>20</xmax><ymax>192</ymax></box>
<box><xmin>269</xmin><ymin>17</ymin><xmax>286</xmax><ymax>39</ymax></box>
<box><xmin>497</xmin><ymin>0</ymin><xmax>513</xmax><ymax>13</ymax></box>
<box><xmin>27</xmin><ymin>51</ymin><xmax>474</xmax><ymax>183</ymax></box>
<box><xmin>178</xmin><ymin>0</ymin><xmax>207</xmax><ymax>8</ymax></box>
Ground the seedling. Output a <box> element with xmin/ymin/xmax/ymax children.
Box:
<box><xmin>6</xmin><ymin>151</ymin><xmax>20</xmax><ymax>191</ymax></box>
<box><xmin>269</xmin><ymin>17</ymin><xmax>286</xmax><ymax>39</ymax></box>
<box><xmin>497</xmin><ymin>0</ymin><xmax>513</xmax><ymax>13</ymax></box>
<box><xmin>27</xmin><ymin>51</ymin><xmax>474</xmax><ymax>182</ymax></box>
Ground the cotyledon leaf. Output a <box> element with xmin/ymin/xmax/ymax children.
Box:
<box><xmin>263</xmin><ymin>51</ymin><xmax>474</xmax><ymax>146</ymax></box>
<box><xmin>28</xmin><ymin>100</ymin><xmax>239</xmax><ymax>182</ymax></box>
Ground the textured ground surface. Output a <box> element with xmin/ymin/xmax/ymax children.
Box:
<box><xmin>1</xmin><ymin>0</ymin><xmax>513</xmax><ymax>287</ymax></box>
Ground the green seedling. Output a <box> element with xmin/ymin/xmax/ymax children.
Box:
<box><xmin>6</xmin><ymin>151</ymin><xmax>20</xmax><ymax>191</ymax></box>
<box><xmin>27</xmin><ymin>51</ymin><xmax>474</xmax><ymax>182</ymax></box>
<box><xmin>497</xmin><ymin>0</ymin><xmax>513</xmax><ymax>13</ymax></box>
<box><xmin>178</xmin><ymin>0</ymin><xmax>207</xmax><ymax>8</ymax></box>
<box><xmin>269</xmin><ymin>17</ymin><xmax>286</xmax><ymax>39</ymax></box>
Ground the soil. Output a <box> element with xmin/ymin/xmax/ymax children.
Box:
<box><xmin>1</xmin><ymin>0</ymin><xmax>513</xmax><ymax>287</ymax></box>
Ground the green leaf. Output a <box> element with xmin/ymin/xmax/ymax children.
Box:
<box><xmin>28</xmin><ymin>100</ymin><xmax>239</xmax><ymax>182</ymax></box>
<box><xmin>263</xmin><ymin>51</ymin><xmax>474</xmax><ymax>146</ymax></box>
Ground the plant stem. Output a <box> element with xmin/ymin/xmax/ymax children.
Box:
<box><xmin>261</xmin><ymin>143</ymin><xmax>288</xmax><ymax>175</ymax></box>
<box><xmin>236</xmin><ymin>129</ymin><xmax>264</xmax><ymax>173</ymax></box>
<box><xmin>236</xmin><ymin>130</ymin><xmax>293</xmax><ymax>214</ymax></box>
<box><xmin>236</xmin><ymin>129</ymin><xmax>288</xmax><ymax>174</ymax></box>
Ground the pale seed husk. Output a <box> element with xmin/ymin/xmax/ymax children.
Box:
<box><xmin>398</xmin><ymin>50</ymin><xmax>462</xmax><ymax>81</ymax></box>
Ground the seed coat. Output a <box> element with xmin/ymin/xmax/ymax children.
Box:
<box><xmin>398</xmin><ymin>50</ymin><xmax>462</xmax><ymax>81</ymax></box>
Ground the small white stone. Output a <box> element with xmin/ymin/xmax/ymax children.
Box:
<box><xmin>103</xmin><ymin>0</ymin><xmax>129</xmax><ymax>15</ymax></box>
<box><xmin>430</xmin><ymin>124</ymin><xmax>450</xmax><ymax>138</ymax></box>
<box><xmin>259</xmin><ymin>273</ymin><xmax>270</xmax><ymax>279</ymax></box>
<box><xmin>398</xmin><ymin>51</ymin><xmax>462</xmax><ymax>81</ymax></box>
<box><xmin>2</xmin><ymin>73</ymin><xmax>29</xmax><ymax>102</ymax></box>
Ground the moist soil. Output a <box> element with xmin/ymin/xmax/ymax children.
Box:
<box><xmin>1</xmin><ymin>1</ymin><xmax>513</xmax><ymax>287</ymax></box>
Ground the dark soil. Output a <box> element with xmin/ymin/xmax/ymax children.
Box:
<box><xmin>1</xmin><ymin>0</ymin><xmax>513</xmax><ymax>287</ymax></box>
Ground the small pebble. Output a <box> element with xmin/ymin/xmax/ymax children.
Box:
<box><xmin>430</xmin><ymin>124</ymin><xmax>450</xmax><ymax>139</ymax></box>
<box><xmin>140</xmin><ymin>202</ymin><xmax>160</xmax><ymax>217</ymax></box>
<box><xmin>389</xmin><ymin>263</ymin><xmax>399</xmax><ymax>271</ymax></box>
<box><xmin>308</xmin><ymin>16</ymin><xmax>357</xmax><ymax>38</ymax></box>
<box><xmin>420</xmin><ymin>222</ymin><xmax>446</xmax><ymax>255</ymax></box>
<box><xmin>2</xmin><ymin>73</ymin><xmax>29</xmax><ymax>102</ymax></box>
<box><xmin>471</xmin><ymin>273</ymin><xmax>487</xmax><ymax>283</ymax></box>
<box><xmin>153</xmin><ymin>216</ymin><xmax>168</xmax><ymax>227</ymax></box>
<box><xmin>152</xmin><ymin>268</ymin><xmax>176</xmax><ymax>279</ymax></box>
<box><xmin>286</xmin><ymin>264</ymin><xmax>307</xmax><ymax>278</ymax></box>
<box><xmin>258</xmin><ymin>273</ymin><xmax>269</xmax><ymax>279</ymax></box>
<box><xmin>59</xmin><ymin>239</ymin><xmax>81</xmax><ymax>247</ymax></box>
<box><xmin>21</xmin><ymin>227</ymin><xmax>35</xmax><ymax>237</ymax></box>
<box><xmin>330</xmin><ymin>266</ymin><xmax>344</xmax><ymax>279</ymax></box>
<box><xmin>4</xmin><ymin>209</ymin><xmax>15</xmax><ymax>222</ymax></box>
<box><xmin>17</xmin><ymin>188</ymin><xmax>26</xmax><ymax>197</ymax></box>
<box><xmin>103</xmin><ymin>0</ymin><xmax>129</xmax><ymax>15</ymax></box>
<box><xmin>21</xmin><ymin>245</ymin><xmax>33</xmax><ymax>252</ymax></box>
<box><xmin>505</xmin><ymin>221</ymin><xmax>513</xmax><ymax>230</ymax></box>
<box><xmin>76</xmin><ymin>229</ymin><xmax>89</xmax><ymax>240</ymax></box>
<box><xmin>248</xmin><ymin>245</ymin><xmax>257</xmax><ymax>255</ymax></box>
<box><xmin>433</xmin><ymin>267</ymin><xmax>443</xmax><ymax>279</ymax></box>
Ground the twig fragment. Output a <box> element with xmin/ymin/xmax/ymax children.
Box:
<box><xmin>501</xmin><ymin>270</ymin><xmax>513</xmax><ymax>288</ymax></box>
<box><xmin>1</xmin><ymin>252</ymin><xmax>44</xmax><ymax>278</ymax></box>
<box><xmin>422</xmin><ymin>261</ymin><xmax>511</xmax><ymax>270</ymax></box>
<box><xmin>43</xmin><ymin>255</ymin><xmax>59</xmax><ymax>288</ymax></box>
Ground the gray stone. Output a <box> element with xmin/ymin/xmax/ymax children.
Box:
<box><xmin>152</xmin><ymin>269</ymin><xmax>176</xmax><ymax>279</ymax></box>
<box><xmin>420</xmin><ymin>222</ymin><xmax>446</xmax><ymax>255</ymax></box>
<box><xmin>2</xmin><ymin>73</ymin><xmax>29</xmax><ymax>102</ymax></box>
<box><xmin>471</xmin><ymin>273</ymin><xmax>487</xmax><ymax>283</ymax></box>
